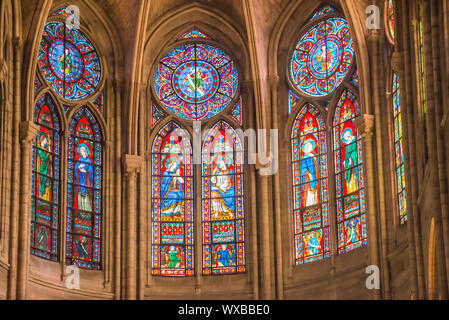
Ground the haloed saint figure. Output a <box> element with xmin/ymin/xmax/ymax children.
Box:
<box><xmin>75</xmin><ymin>144</ymin><xmax>94</xmax><ymax>212</ymax></box>
<box><xmin>342</xmin><ymin>128</ymin><xmax>358</xmax><ymax>195</ymax></box>
<box><xmin>300</xmin><ymin>140</ymin><xmax>319</xmax><ymax>207</ymax></box>
<box><xmin>161</xmin><ymin>157</ymin><xmax>184</xmax><ymax>220</ymax></box>
<box><xmin>211</xmin><ymin>155</ymin><xmax>235</xmax><ymax>220</ymax></box>
<box><xmin>37</xmin><ymin>132</ymin><xmax>52</xmax><ymax>201</ymax></box>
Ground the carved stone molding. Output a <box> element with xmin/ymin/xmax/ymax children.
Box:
<box><xmin>356</xmin><ymin>114</ymin><xmax>375</xmax><ymax>139</ymax></box>
<box><xmin>391</xmin><ymin>51</ymin><xmax>404</xmax><ymax>73</ymax></box>
<box><xmin>19</xmin><ymin>121</ymin><xmax>39</xmax><ymax>144</ymax></box>
<box><xmin>122</xmin><ymin>154</ymin><xmax>144</xmax><ymax>177</ymax></box>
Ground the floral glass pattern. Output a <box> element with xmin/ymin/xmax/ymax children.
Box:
<box><xmin>38</xmin><ymin>21</ymin><xmax>101</xmax><ymax>100</ymax></box>
<box><xmin>155</xmin><ymin>44</ymin><xmax>238</xmax><ymax>120</ymax></box>
<box><xmin>291</xmin><ymin>18</ymin><xmax>354</xmax><ymax>97</ymax></box>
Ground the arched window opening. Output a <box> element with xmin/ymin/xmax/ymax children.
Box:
<box><xmin>66</xmin><ymin>107</ymin><xmax>103</xmax><ymax>270</ymax></box>
<box><xmin>31</xmin><ymin>94</ymin><xmax>61</xmax><ymax>261</ymax></box>
<box><xmin>151</xmin><ymin>122</ymin><xmax>194</xmax><ymax>277</ymax></box>
<box><xmin>333</xmin><ymin>90</ymin><xmax>367</xmax><ymax>254</ymax></box>
<box><xmin>291</xmin><ymin>104</ymin><xmax>330</xmax><ymax>265</ymax></box>
<box><xmin>202</xmin><ymin>121</ymin><xmax>245</xmax><ymax>275</ymax></box>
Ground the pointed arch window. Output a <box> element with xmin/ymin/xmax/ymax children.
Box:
<box><xmin>334</xmin><ymin>90</ymin><xmax>367</xmax><ymax>254</ymax></box>
<box><xmin>291</xmin><ymin>104</ymin><xmax>330</xmax><ymax>265</ymax></box>
<box><xmin>151</xmin><ymin>123</ymin><xmax>194</xmax><ymax>277</ymax></box>
<box><xmin>392</xmin><ymin>73</ymin><xmax>407</xmax><ymax>224</ymax></box>
<box><xmin>32</xmin><ymin>7</ymin><xmax>106</xmax><ymax>269</ymax></box>
<box><xmin>31</xmin><ymin>94</ymin><xmax>61</xmax><ymax>261</ymax></box>
<box><xmin>202</xmin><ymin>121</ymin><xmax>245</xmax><ymax>275</ymax></box>
<box><xmin>289</xmin><ymin>5</ymin><xmax>365</xmax><ymax>264</ymax></box>
<box><xmin>66</xmin><ymin>107</ymin><xmax>103</xmax><ymax>270</ymax></box>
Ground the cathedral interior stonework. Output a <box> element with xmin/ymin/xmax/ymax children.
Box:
<box><xmin>0</xmin><ymin>0</ymin><xmax>448</xmax><ymax>300</ymax></box>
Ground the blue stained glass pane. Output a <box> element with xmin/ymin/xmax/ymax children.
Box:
<box><xmin>155</xmin><ymin>44</ymin><xmax>238</xmax><ymax>120</ymax></box>
<box><xmin>291</xmin><ymin>18</ymin><xmax>354</xmax><ymax>97</ymax></box>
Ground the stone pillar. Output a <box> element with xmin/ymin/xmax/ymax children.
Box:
<box><xmin>256</xmin><ymin>170</ymin><xmax>272</xmax><ymax>300</ymax></box>
<box><xmin>122</xmin><ymin>155</ymin><xmax>143</xmax><ymax>300</ymax></box>
<box><xmin>16</xmin><ymin>121</ymin><xmax>39</xmax><ymax>300</ymax></box>
<box><xmin>269</xmin><ymin>75</ymin><xmax>283</xmax><ymax>300</ymax></box>
<box><xmin>357</xmin><ymin>114</ymin><xmax>380</xmax><ymax>300</ymax></box>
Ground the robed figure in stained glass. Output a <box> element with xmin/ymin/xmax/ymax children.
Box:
<box><xmin>75</xmin><ymin>144</ymin><xmax>94</xmax><ymax>212</ymax></box>
<box><xmin>306</xmin><ymin>230</ymin><xmax>322</xmax><ymax>256</ymax></box>
<box><xmin>37</xmin><ymin>131</ymin><xmax>52</xmax><ymax>200</ymax></box>
<box><xmin>211</xmin><ymin>157</ymin><xmax>235</xmax><ymax>220</ymax></box>
<box><xmin>342</xmin><ymin>127</ymin><xmax>358</xmax><ymax>195</ymax></box>
<box><xmin>37</xmin><ymin>132</ymin><xmax>52</xmax><ymax>201</ymax></box>
<box><xmin>163</xmin><ymin>245</ymin><xmax>182</xmax><ymax>269</ymax></box>
<box><xmin>160</xmin><ymin>135</ymin><xmax>185</xmax><ymax>221</ymax></box>
<box><xmin>160</xmin><ymin>157</ymin><xmax>184</xmax><ymax>220</ymax></box>
<box><xmin>214</xmin><ymin>244</ymin><xmax>233</xmax><ymax>267</ymax></box>
<box><xmin>300</xmin><ymin>139</ymin><xmax>319</xmax><ymax>207</ymax></box>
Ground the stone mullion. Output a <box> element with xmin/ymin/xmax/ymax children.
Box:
<box><xmin>422</xmin><ymin>0</ymin><xmax>449</xmax><ymax>299</ymax></box>
<box><xmin>430</xmin><ymin>0</ymin><xmax>449</xmax><ymax>294</ymax></box>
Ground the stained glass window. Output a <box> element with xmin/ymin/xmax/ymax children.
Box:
<box><xmin>151</xmin><ymin>123</ymin><xmax>194</xmax><ymax>277</ymax></box>
<box><xmin>334</xmin><ymin>90</ymin><xmax>367</xmax><ymax>254</ymax></box>
<box><xmin>31</xmin><ymin>94</ymin><xmax>61</xmax><ymax>261</ymax></box>
<box><xmin>52</xmin><ymin>6</ymin><xmax>80</xmax><ymax>25</ymax></box>
<box><xmin>38</xmin><ymin>21</ymin><xmax>101</xmax><ymax>100</ymax></box>
<box><xmin>202</xmin><ymin>121</ymin><xmax>245</xmax><ymax>275</ymax></box>
<box><xmin>312</xmin><ymin>5</ymin><xmax>336</xmax><ymax>21</ymax></box>
<box><xmin>230</xmin><ymin>97</ymin><xmax>242</xmax><ymax>125</ymax></box>
<box><xmin>154</xmin><ymin>44</ymin><xmax>238</xmax><ymax>120</ymax></box>
<box><xmin>386</xmin><ymin>0</ymin><xmax>395</xmax><ymax>42</ymax></box>
<box><xmin>66</xmin><ymin>107</ymin><xmax>103</xmax><ymax>270</ymax></box>
<box><xmin>35</xmin><ymin>74</ymin><xmax>42</xmax><ymax>93</ymax></box>
<box><xmin>178</xmin><ymin>29</ymin><xmax>210</xmax><ymax>41</ymax></box>
<box><xmin>392</xmin><ymin>73</ymin><xmax>407</xmax><ymax>224</ymax></box>
<box><xmin>93</xmin><ymin>93</ymin><xmax>104</xmax><ymax>115</ymax></box>
<box><xmin>351</xmin><ymin>69</ymin><xmax>359</xmax><ymax>87</ymax></box>
<box><xmin>151</xmin><ymin>103</ymin><xmax>165</xmax><ymax>129</ymax></box>
<box><xmin>291</xmin><ymin>18</ymin><xmax>354</xmax><ymax>97</ymax></box>
<box><xmin>289</xmin><ymin>90</ymin><xmax>301</xmax><ymax>114</ymax></box>
<box><xmin>291</xmin><ymin>104</ymin><xmax>330</xmax><ymax>265</ymax></box>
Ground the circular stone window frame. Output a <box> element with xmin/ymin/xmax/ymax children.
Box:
<box><xmin>38</xmin><ymin>17</ymin><xmax>105</xmax><ymax>106</ymax></box>
<box><xmin>287</xmin><ymin>11</ymin><xmax>357</xmax><ymax>102</ymax></box>
<box><xmin>151</xmin><ymin>38</ymin><xmax>242</xmax><ymax>123</ymax></box>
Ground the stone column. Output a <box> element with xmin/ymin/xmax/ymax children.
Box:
<box><xmin>16</xmin><ymin>121</ymin><xmax>39</xmax><ymax>300</ymax></box>
<box><xmin>122</xmin><ymin>154</ymin><xmax>143</xmax><ymax>300</ymax></box>
<box><xmin>269</xmin><ymin>75</ymin><xmax>283</xmax><ymax>300</ymax></box>
<box><xmin>357</xmin><ymin>114</ymin><xmax>380</xmax><ymax>300</ymax></box>
<box><xmin>256</xmin><ymin>169</ymin><xmax>272</xmax><ymax>300</ymax></box>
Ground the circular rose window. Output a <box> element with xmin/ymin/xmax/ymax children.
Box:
<box><xmin>38</xmin><ymin>22</ymin><xmax>101</xmax><ymax>101</ymax></box>
<box><xmin>291</xmin><ymin>18</ymin><xmax>354</xmax><ymax>97</ymax></box>
<box><xmin>155</xmin><ymin>44</ymin><xmax>238</xmax><ymax>120</ymax></box>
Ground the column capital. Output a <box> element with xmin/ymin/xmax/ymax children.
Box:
<box><xmin>356</xmin><ymin>114</ymin><xmax>375</xmax><ymax>139</ymax></box>
<box><xmin>19</xmin><ymin>121</ymin><xmax>39</xmax><ymax>144</ymax></box>
<box><xmin>391</xmin><ymin>51</ymin><xmax>404</xmax><ymax>73</ymax></box>
<box><xmin>268</xmin><ymin>75</ymin><xmax>280</xmax><ymax>87</ymax></box>
<box><xmin>365</xmin><ymin>29</ymin><xmax>381</xmax><ymax>46</ymax></box>
<box><xmin>122</xmin><ymin>154</ymin><xmax>144</xmax><ymax>176</ymax></box>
